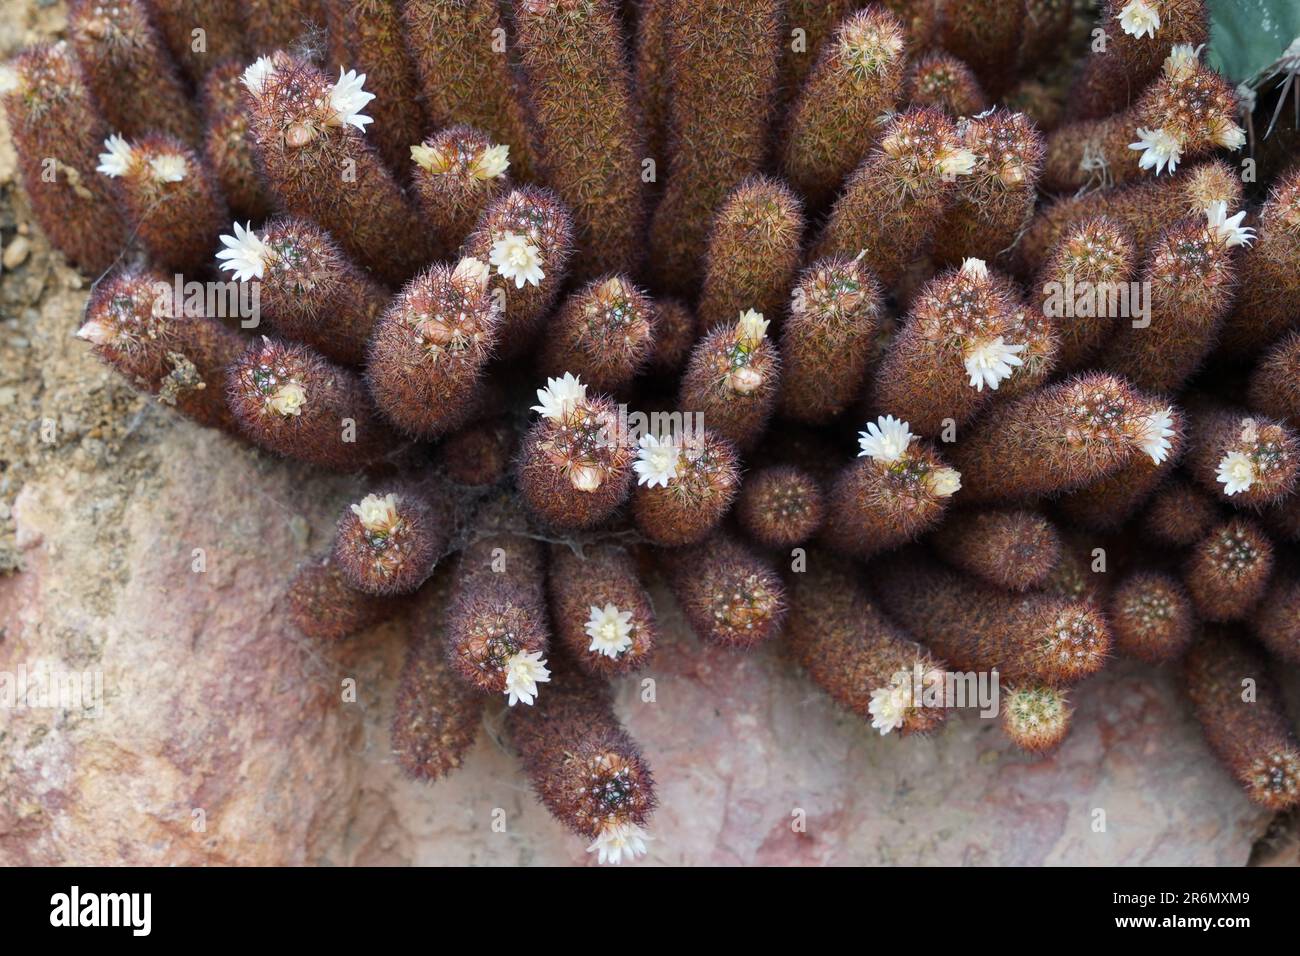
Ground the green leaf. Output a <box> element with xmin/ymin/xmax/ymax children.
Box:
<box><xmin>1207</xmin><ymin>0</ymin><xmax>1300</xmax><ymax>85</ymax></box>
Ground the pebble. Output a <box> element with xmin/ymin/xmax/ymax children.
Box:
<box><xmin>3</xmin><ymin>235</ymin><xmax>31</xmax><ymax>270</ymax></box>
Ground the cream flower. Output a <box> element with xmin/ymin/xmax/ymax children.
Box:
<box><xmin>936</xmin><ymin>146</ymin><xmax>976</xmax><ymax>178</ymax></box>
<box><xmin>1129</xmin><ymin>127</ymin><xmax>1183</xmax><ymax>175</ymax></box>
<box><xmin>76</xmin><ymin>319</ymin><xmax>114</xmax><ymax>345</ymax></box>
<box><xmin>216</xmin><ymin>221</ymin><xmax>271</xmax><ymax>281</ymax></box>
<box><xmin>960</xmin><ymin>257</ymin><xmax>989</xmax><ymax>280</ymax></box>
<box><xmin>964</xmin><ymin>337</ymin><xmax>1025</xmax><ymax>391</ymax></box>
<box><xmin>489</xmin><ymin>231</ymin><xmax>544</xmax><ymax>288</ymax></box>
<box><xmin>471</xmin><ymin>143</ymin><xmax>511</xmax><ymax>180</ymax></box>
<box><xmin>453</xmin><ymin>255</ymin><xmax>492</xmax><ymax>291</ymax></box>
<box><xmin>585</xmin><ymin>603</ymin><xmax>635</xmax><ymax>659</ymax></box>
<box><xmin>1136</xmin><ymin>407</ymin><xmax>1176</xmax><ymax>464</ymax></box>
<box><xmin>1163</xmin><ymin>43</ymin><xmax>1203</xmax><ymax>81</ymax></box>
<box><xmin>241</xmin><ymin>56</ymin><xmax>276</xmax><ymax>96</ymax></box>
<box><xmin>531</xmin><ymin>372</ymin><xmax>587</xmax><ymax>422</ymax></box>
<box><xmin>1212</xmin><ymin>121</ymin><xmax>1247</xmax><ymax>150</ymax></box>
<box><xmin>147</xmin><ymin>153</ymin><xmax>187</xmax><ymax>183</ymax></box>
<box><xmin>868</xmin><ymin>682</ymin><xmax>911</xmax><ymax>736</ymax></box>
<box><xmin>504</xmin><ymin>650</ymin><xmax>550</xmax><ymax>706</ymax></box>
<box><xmin>409</xmin><ymin>142</ymin><xmax>443</xmax><ymax>171</ymax></box>
<box><xmin>586</xmin><ymin>822</ymin><xmax>651</xmax><ymax>865</ymax></box>
<box><xmin>926</xmin><ymin>467</ymin><xmax>962</xmax><ymax>497</ymax></box>
<box><xmin>1205</xmin><ymin>200</ymin><xmax>1255</xmax><ymax>248</ymax></box>
<box><xmin>857</xmin><ymin>414</ymin><xmax>914</xmax><ymax>463</ymax></box>
<box><xmin>268</xmin><ymin>381</ymin><xmax>307</xmax><ymax>416</ymax></box>
<box><xmin>327</xmin><ymin>68</ymin><xmax>375</xmax><ymax>131</ymax></box>
<box><xmin>1118</xmin><ymin>0</ymin><xmax>1160</xmax><ymax>40</ymax></box>
<box><xmin>350</xmin><ymin>493</ymin><xmax>399</xmax><ymax>533</ymax></box>
<box><xmin>634</xmin><ymin>433</ymin><xmax>680</xmax><ymax>488</ymax></box>
<box><xmin>1216</xmin><ymin>451</ymin><xmax>1256</xmax><ymax>496</ymax></box>
<box><xmin>735</xmin><ymin>308</ymin><xmax>769</xmax><ymax>348</ymax></box>
<box><xmin>96</xmin><ymin>134</ymin><xmax>134</xmax><ymax>177</ymax></box>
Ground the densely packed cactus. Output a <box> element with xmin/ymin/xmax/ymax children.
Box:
<box><xmin>6</xmin><ymin>0</ymin><xmax>1300</xmax><ymax>863</ymax></box>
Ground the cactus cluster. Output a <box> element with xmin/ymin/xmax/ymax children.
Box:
<box><xmin>6</xmin><ymin>0</ymin><xmax>1300</xmax><ymax>862</ymax></box>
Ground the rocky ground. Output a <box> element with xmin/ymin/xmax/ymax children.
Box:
<box><xmin>1</xmin><ymin>0</ymin><xmax>1297</xmax><ymax>866</ymax></box>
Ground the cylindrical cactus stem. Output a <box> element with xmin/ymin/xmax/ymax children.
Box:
<box><xmin>823</xmin><ymin>415</ymin><xmax>961</xmax><ymax>559</ymax></box>
<box><xmin>873</xmin><ymin>258</ymin><xmax>1031</xmax><ymax>435</ymax></box>
<box><xmin>1067</xmin><ymin>0</ymin><xmax>1209</xmax><ymax>121</ymax></box>
<box><xmin>201</xmin><ymin>61</ymin><xmax>273</xmax><ymax>221</ymax></box>
<box><xmin>1001</xmin><ymin>685</ymin><xmax>1072</xmax><ymax>755</ymax></box>
<box><xmin>226</xmin><ymin>336</ymin><xmax>400</xmax><ymax>469</ymax></box>
<box><xmin>1186</xmin><ymin>408</ymin><xmax>1299</xmax><ymax>508</ymax></box>
<box><xmin>1142</xmin><ymin>479</ymin><xmax>1220</xmax><ymax>547</ymax></box>
<box><xmin>366</xmin><ymin>257</ymin><xmax>500</xmax><ymax>437</ymax></box>
<box><xmin>1184</xmin><ymin>518</ymin><xmax>1275</xmax><ymax>622</ymax></box>
<box><xmin>1097</xmin><ymin>205</ymin><xmax>1246</xmax><ymax>393</ymax></box>
<box><xmin>1017</xmin><ymin>0</ymin><xmax>1074</xmax><ymax>69</ymax></box>
<box><xmin>1043</xmin><ymin>534</ymin><xmax>1109</xmax><ymax>607</ymax></box>
<box><xmin>508</xmin><ymin>660</ymin><xmax>656</xmax><ymax>864</ymax></box>
<box><xmin>647</xmin><ymin>0</ymin><xmax>783</xmax><ymax>294</ymax></box>
<box><xmin>241</xmin><ymin>52</ymin><xmax>432</xmax><ymax>285</ymax></box>
<box><xmin>402</xmin><ymin>0</ymin><xmax>539</xmax><ymax>181</ymax></box>
<box><xmin>779</xmin><ymin>8</ymin><xmax>907</xmax><ymax>207</ymax></box>
<box><xmin>332</xmin><ymin>485</ymin><xmax>452</xmax><ymax>595</ymax></box>
<box><xmin>243</xmin><ymin>0</ymin><xmax>327</xmax><ymax>52</ymax></box>
<box><xmin>813</xmin><ymin>107</ymin><xmax>974</xmax><ymax>286</ymax></box>
<box><xmin>668</xmin><ymin>533</ymin><xmax>787</xmax><ymax>650</ymax></box>
<box><xmin>737</xmin><ymin>465</ymin><xmax>825</xmax><ymax>549</ymax></box>
<box><xmin>1183</xmin><ymin>633</ymin><xmax>1300</xmax><ymax>811</ymax></box>
<box><xmin>1247</xmin><ymin>331</ymin><xmax>1300</xmax><ymax>431</ymax></box>
<box><xmin>696</xmin><ymin>177</ymin><xmax>804</xmax><ymax>335</ymax></box>
<box><xmin>678</xmin><ymin>309</ymin><xmax>780</xmax><ymax>451</ymax></box>
<box><xmin>935</xmin><ymin>0</ymin><xmax>1025</xmax><ymax>98</ymax></box>
<box><xmin>880</xmin><ymin>0</ymin><xmax>940</xmax><ymax>51</ymax></box>
<box><xmin>547</xmin><ymin>543</ymin><xmax>657</xmax><ymax>677</ymax></box>
<box><xmin>391</xmin><ymin>587</ymin><xmax>484</xmax><ymax>782</ymax></box>
<box><xmin>787</xmin><ymin>554</ymin><xmax>948</xmax><ymax>736</ymax></box>
<box><xmin>95</xmin><ymin>133</ymin><xmax>227</xmax><ymax>273</ymax></box>
<box><xmin>143</xmin><ymin>0</ymin><xmax>246</xmax><ymax>82</ymax></box>
<box><xmin>777</xmin><ymin>0</ymin><xmax>857</xmax><ymax>109</ymax></box>
<box><xmin>78</xmin><ymin>267</ymin><xmax>244</xmax><ymax>432</ymax></box>
<box><xmin>518</xmin><ymin>374</ymin><xmax>636</xmax><ymax>530</ymax></box>
<box><xmin>438</xmin><ymin>415</ymin><xmax>516</xmax><ymax>487</ymax></box>
<box><xmin>445</xmin><ymin>533</ymin><xmax>552</xmax><ymax>705</ymax></box>
<box><xmin>633</xmin><ymin>0</ymin><xmax>673</xmax><ymax>177</ymax></box>
<box><xmin>950</xmin><ymin>374</ymin><xmax>1176</xmax><ymax>504</ymax></box>
<box><xmin>1033</xmin><ymin>216</ymin><xmax>1137</xmax><ymax>371</ymax></box>
<box><xmin>409</xmin><ymin>125</ymin><xmax>512</xmax><ymax>261</ymax></box>
<box><xmin>930</xmin><ymin>508</ymin><xmax>1062</xmax><ymax>592</ymax></box>
<box><xmin>2</xmin><ymin>43</ymin><xmax>129</xmax><ymax>274</ymax></box>
<box><xmin>538</xmin><ymin>276</ymin><xmax>657</xmax><ymax>394</ymax></box>
<box><xmin>778</xmin><ymin>254</ymin><xmax>884</xmax><ymax>424</ymax></box>
<box><xmin>631</xmin><ymin>428</ymin><xmax>740</xmax><ymax>546</ymax></box>
<box><xmin>904</xmin><ymin>51</ymin><xmax>988</xmax><ymax>116</ymax></box>
<box><xmin>931</xmin><ymin>109</ymin><xmax>1044</xmax><ymax>267</ymax></box>
<box><xmin>1255</xmin><ymin>576</ymin><xmax>1300</xmax><ymax>666</ymax></box>
<box><xmin>1218</xmin><ymin>167</ymin><xmax>1300</xmax><ymax>357</ymax></box>
<box><xmin>459</xmin><ymin>185</ymin><xmax>576</xmax><ymax>358</ymax></box>
<box><xmin>1044</xmin><ymin>47</ymin><xmax>1244</xmax><ymax>192</ymax></box>
<box><xmin>646</xmin><ymin>298</ymin><xmax>696</xmax><ymax>377</ymax></box>
<box><xmin>286</xmin><ymin>553</ymin><xmax>405</xmax><ymax>640</ymax></box>
<box><xmin>1109</xmin><ymin>570</ymin><xmax>1195</xmax><ymax>663</ymax></box>
<box><xmin>514</xmin><ymin>0</ymin><xmax>646</xmax><ymax>278</ymax></box>
<box><xmin>1056</xmin><ymin>405</ymin><xmax>1186</xmax><ymax>532</ymax></box>
<box><xmin>217</xmin><ymin>218</ymin><xmax>391</xmax><ymax>366</ymax></box>
<box><xmin>68</xmin><ymin>0</ymin><xmax>200</xmax><ymax>145</ymax></box>
<box><xmin>876</xmin><ymin>558</ymin><xmax>1112</xmax><ymax>686</ymax></box>
<box><xmin>987</xmin><ymin>296</ymin><xmax>1058</xmax><ymax>400</ymax></box>
<box><xmin>323</xmin><ymin>0</ymin><xmax>425</xmax><ymax>177</ymax></box>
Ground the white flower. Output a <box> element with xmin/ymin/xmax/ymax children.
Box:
<box><xmin>76</xmin><ymin>319</ymin><xmax>113</xmax><ymax>345</ymax></box>
<box><xmin>1216</xmin><ymin>451</ymin><xmax>1256</xmax><ymax>496</ymax></box>
<box><xmin>585</xmin><ymin>603</ymin><xmax>635</xmax><ymax>659</ymax></box>
<box><xmin>634</xmin><ymin>433</ymin><xmax>680</xmax><ymax>488</ymax></box>
<box><xmin>1118</xmin><ymin>0</ymin><xmax>1160</xmax><ymax>40</ymax></box>
<box><xmin>96</xmin><ymin>134</ymin><xmax>134</xmax><ymax>177</ymax></box>
<box><xmin>586</xmin><ymin>822</ymin><xmax>651</xmax><ymax>865</ymax></box>
<box><xmin>471</xmin><ymin>143</ymin><xmax>510</xmax><ymax>180</ymax></box>
<box><xmin>857</xmin><ymin>414</ymin><xmax>914</xmax><ymax>463</ymax></box>
<box><xmin>735</xmin><ymin>308</ymin><xmax>769</xmax><ymax>348</ymax></box>
<box><xmin>1129</xmin><ymin>127</ymin><xmax>1183</xmax><ymax>175</ymax></box>
<box><xmin>410</xmin><ymin>142</ymin><xmax>443</xmax><ymax>171</ymax></box>
<box><xmin>327</xmin><ymin>68</ymin><xmax>375</xmax><ymax>131</ymax></box>
<box><xmin>926</xmin><ymin>467</ymin><xmax>962</xmax><ymax>497</ymax></box>
<box><xmin>241</xmin><ymin>56</ymin><xmax>276</xmax><ymax>96</ymax></box>
<box><xmin>960</xmin><ymin>257</ymin><xmax>989</xmax><ymax>280</ymax></box>
<box><xmin>0</xmin><ymin>65</ymin><xmax>18</xmax><ymax>96</ymax></box>
<box><xmin>504</xmin><ymin>650</ymin><xmax>550</xmax><ymax>706</ymax></box>
<box><xmin>216</xmin><ymin>221</ymin><xmax>271</xmax><ymax>281</ymax></box>
<box><xmin>530</xmin><ymin>372</ymin><xmax>587</xmax><ymax>422</ymax></box>
<box><xmin>268</xmin><ymin>381</ymin><xmax>307</xmax><ymax>416</ymax></box>
<box><xmin>868</xmin><ymin>682</ymin><xmax>911</xmax><ymax>736</ymax></box>
<box><xmin>489</xmin><ymin>231</ymin><xmax>544</xmax><ymax>288</ymax></box>
<box><xmin>936</xmin><ymin>146</ymin><xmax>976</xmax><ymax>178</ymax></box>
<box><xmin>1136</xmin><ymin>406</ymin><xmax>1176</xmax><ymax>464</ymax></box>
<box><xmin>453</xmin><ymin>255</ymin><xmax>492</xmax><ymax>291</ymax></box>
<box><xmin>964</xmin><ymin>337</ymin><xmax>1025</xmax><ymax>391</ymax></box>
<box><xmin>1213</xmin><ymin>121</ymin><xmax>1247</xmax><ymax>150</ymax></box>
<box><xmin>147</xmin><ymin>153</ymin><xmax>187</xmax><ymax>183</ymax></box>
<box><xmin>1164</xmin><ymin>43</ymin><xmax>1203</xmax><ymax>81</ymax></box>
<box><xmin>570</xmin><ymin>463</ymin><xmax>606</xmax><ymax>492</ymax></box>
<box><xmin>350</xmin><ymin>493</ymin><xmax>399</xmax><ymax>533</ymax></box>
<box><xmin>1205</xmin><ymin>200</ymin><xmax>1255</xmax><ymax>248</ymax></box>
